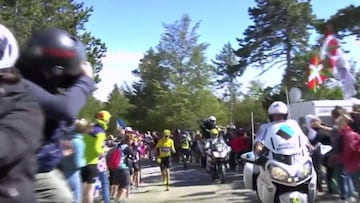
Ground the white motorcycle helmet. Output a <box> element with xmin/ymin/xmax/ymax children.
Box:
<box><xmin>268</xmin><ymin>101</ymin><xmax>288</xmax><ymax>121</ymax></box>
<box><xmin>0</xmin><ymin>24</ymin><xmax>19</xmax><ymax>69</ymax></box>
<box><xmin>208</xmin><ymin>115</ymin><xmax>216</xmax><ymax>122</ymax></box>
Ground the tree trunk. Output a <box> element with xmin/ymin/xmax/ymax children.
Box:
<box><xmin>228</xmin><ymin>78</ymin><xmax>234</xmax><ymax>125</ymax></box>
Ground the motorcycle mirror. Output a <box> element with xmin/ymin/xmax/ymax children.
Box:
<box><xmin>319</xmin><ymin>144</ymin><xmax>332</xmax><ymax>155</ymax></box>
<box><xmin>240</xmin><ymin>152</ymin><xmax>256</xmax><ymax>164</ymax></box>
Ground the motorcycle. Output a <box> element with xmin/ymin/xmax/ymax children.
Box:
<box><xmin>241</xmin><ymin>120</ymin><xmax>317</xmax><ymax>203</ymax></box>
<box><xmin>206</xmin><ymin>139</ymin><xmax>231</xmax><ymax>183</ymax></box>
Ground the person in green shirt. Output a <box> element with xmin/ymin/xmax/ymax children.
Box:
<box><xmin>82</xmin><ymin>110</ymin><xmax>111</xmax><ymax>203</ymax></box>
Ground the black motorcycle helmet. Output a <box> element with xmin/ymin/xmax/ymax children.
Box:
<box><xmin>18</xmin><ymin>28</ymin><xmax>86</xmax><ymax>89</ymax></box>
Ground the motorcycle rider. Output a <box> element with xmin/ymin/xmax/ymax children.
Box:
<box><xmin>250</xmin><ymin>101</ymin><xmax>312</xmax><ymax>191</ymax></box>
<box><xmin>200</xmin><ymin>116</ymin><xmax>218</xmax><ymax>139</ymax></box>
<box><xmin>18</xmin><ymin>28</ymin><xmax>95</xmax><ymax>202</ymax></box>
<box><xmin>204</xmin><ymin>129</ymin><xmax>231</xmax><ymax>174</ymax></box>
<box><xmin>254</xmin><ymin>101</ymin><xmax>311</xmax><ymax>156</ymax></box>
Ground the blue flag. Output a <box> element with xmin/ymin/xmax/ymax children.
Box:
<box><xmin>117</xmin><ymin>118</ymin><xmax>126</xmax><ymax>129</ymax></box>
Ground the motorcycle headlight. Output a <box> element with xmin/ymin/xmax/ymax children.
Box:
<box><xmin>215</xmin><ymin>144</ymin><xmax>224</xmax><ymax>152</ymax></box>
<box><xmin>268</xmin><ymin>161</ymin><xmax>313</xmax><ymax>184</ymax></box>
<box><xmin>269</xmin><ymin>165</ymin><xmax>289</xmax><ymax>181</ymax></box>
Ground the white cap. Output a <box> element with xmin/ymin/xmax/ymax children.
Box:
<box><xmin>0</xmin><ymin>24</ymin><xmax>19</xmax><ymax>69</ymax></box>
<box><xmin>125</xmin><ymin>127</ymin><xmax>133</xmax><ymax>131</ymax></box>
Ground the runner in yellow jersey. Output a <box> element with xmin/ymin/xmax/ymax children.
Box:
<box><xmin>155</xmin><ymin>129</ymin><xmax>176</xmax><ymax>191</ymax></box>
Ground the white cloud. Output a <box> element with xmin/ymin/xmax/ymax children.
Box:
<box><xmin>93</xmin><ymin>51</ymin><xmax>143</xmax><ymax>101</ymax></box>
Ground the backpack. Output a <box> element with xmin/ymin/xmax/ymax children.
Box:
<box><xmin>107</xmin><ymin>147</ymin><xmax>121</xmax><ymax>170</ymax></box>
<box><xmin>107</xmin><ymin>144</ymin><xmax>130</xmax><ymax>169</ymax></box>
<box><xmin>36</xmin><ymin>120</ymin><xmax>67</xmax><ymax>173</ymax></box>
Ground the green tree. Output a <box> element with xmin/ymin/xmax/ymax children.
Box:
<box><xmin>282</xmin><ymin>50</ymin><xmax>343</xmax><ymax>100</ymax></box>
<box><xmin>260</xmin><ymin>85</ymin><xmax>288</xmax><ymax>110</ymax></box>
<box><xmin>0</xmin><ymin>0</ymin><xmax>107</xmax><ymax>82</ymax></box>
<box><xmin>304</xmin><ymin>84</ymin><xmax>343</xmax><ymax>100</ymax></box>
<box><xmin>233</xmin><ymin>98</ymin><xmax>267</xmax><ymax>130</ymax></box>
<box><xmin>315</xmin><ymin>5</ymin><xmax>360</xmax><ymax>38</ymax></box>
<box><xmin>152</xmin><ymin>14</ymin><xmax>220</xmax><ymax>129</ymax></box>
<box><xmin>104</xmin><ymin>84</ymin><xmax>133</xmax><ymax>134</ymax></box>
<box><xmin>246</xmin><ymin>80</ymin><xmax>266</xmax><ymax>101</ymax></box>
<box><xmin>189</xmin><ymin>89</ymin><xmax>227</xmax><ymax>127</ymax></box>
<box><xmin>282</xmin><ymin>51</ymin><xmax>315</xmax><ymax>89</ymax></box>
<box><xmin>78</xmin><ymin>96</ymin><xmax>103</xmax><ymax>120</ymax></box>
<box><xmin>126</xmin><ymin>14</ymin><xmax>224</xmax><ymax>131</ymax></box>
<box><xmin>125</xmin><ymin>48</ymin><xmax>168</xmax><ymax>131</ymax></box>
<box><xmin>244</xmin><ymin>81</ymin><xmax>287</xmax><ymax>110</ymax></box>
<box><xmin>148</xmin><ymin>86</ymin><xmax>195</xmax><ymax>129</ymax></box>
<box><xmin>153</xmin><ymin>87</ymin><xmax>227</xmax><ymax>129</ymax></box>
<box><xmin>212</xmin><ymin>42</ymin><xmax>246</xmax><ymax>124</ymax></box>
<box><xmin>157</xmin><ymin>14</ymin><xmax>213</xmax><ymax>89</ymax></box>
<box><xmin>131</xmin><ymin>48</ymin><xmax>169</xmax><ymax>87</ymax></box>
<box><xmin>235</xmin><ymin>0</ymin><xmax>314</xmax><ymax>74</ymax></box>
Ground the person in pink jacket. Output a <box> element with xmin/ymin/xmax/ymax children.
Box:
<box><xmin>337</xmin><ymin>112</ymin><xmax>360</xmax><ymax>200</ymax></box>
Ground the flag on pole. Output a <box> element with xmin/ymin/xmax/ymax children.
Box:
<box><xmin>319</xmin><ymin>25</ymin><xmax>356</xmax><ymax>99</ymax></box>
<box><xmin>320</xmin><ymin>30</ymin><xmax>341</xmax><ymax>78</ymax></box>
<box><xmin>116</xmin><ymin>118</ymin><xmax>126</xmax><ymax>129</ymax></box>
<box><xmin>307</xmin><ymin>55</ymin><xmax>328</xmax><ymax>93</ymax></box>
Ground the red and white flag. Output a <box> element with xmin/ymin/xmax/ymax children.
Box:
<box><xmin>319</xmin><ymin>27</ymin><xmax>356</xmax><ymax>99</ymax></box>
<box><xmin>307</xmin><ymin>55</ymin><xmax>328</xmax><ymax>92</ymax></box>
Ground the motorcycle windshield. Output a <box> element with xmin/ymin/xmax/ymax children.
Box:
<box><xmin>272</xmin><ymin>153</ymin><xmax>302</xmax><ymax>165</ymax></box>
<box><xmin>211</xmin><ymin>139</ymin><xmax>226</xmax><ymax>151</ymax></box>
<box><xmin>263</xmin><ymin>120</ymin><xmax>305</xmax><ymax>155</ymax></box>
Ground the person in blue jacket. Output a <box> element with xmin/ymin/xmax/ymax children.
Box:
<box><xmin>17</xmin><ymin>28</ymin><xmax>96</xmax><ymax>203</ymax></box>
<box><xmin>61</xmin><ymin>119</ymin><xmax>89</xmax><ymax>203</ymax></box>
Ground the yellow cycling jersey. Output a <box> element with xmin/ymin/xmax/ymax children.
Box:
<box><xmin>156</xmin><ymin>137</ymin><xmax>175</xmax><ymax>158</ymax></box>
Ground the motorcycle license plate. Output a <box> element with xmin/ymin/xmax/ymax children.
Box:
<box><xmin>290</xmin><ymin>197</ymin><xmax>301</xmax><ymax>203</ymax></box>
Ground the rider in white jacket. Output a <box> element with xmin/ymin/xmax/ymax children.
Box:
<box><xmin>254</xmin><ymin>101</ymin><xmax>311</xmax><ymax>157</ymax></box>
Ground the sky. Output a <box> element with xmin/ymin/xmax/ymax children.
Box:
<box><xmin>81</xmin><ymin>0</ymin><xmax>360</xmax><ymax>101</ymax></box>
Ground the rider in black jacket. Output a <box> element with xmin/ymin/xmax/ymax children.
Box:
<box><xmin>200</xmin><ymin>116</ymin><xmax>217</xmax><ymax>139</ymax></box>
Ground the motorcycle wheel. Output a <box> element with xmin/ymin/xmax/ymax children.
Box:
<box><xmin>210</xmin><ymin>169</ymin><xmax>217</xmax><ymax>181</ymax></box>
<box><xmin>256</xmin><ymin>191</ymin><xmax>263</xmax><ymax>203</ymax></box>
<box><xmin>183</xmin><ymin>155</ymin><xmax>188</xmax><ymax>169</ymax></box>
<box><xmin>210</xmin><ymin>164</ymin><xmax>217</xmax><ymax>181</ymax></box>
<box><xmin>219</xmin><ymin>163</ymin><xmax>226</xmax><ymax>184</ymax></box>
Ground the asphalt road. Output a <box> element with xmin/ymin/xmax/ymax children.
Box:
<box><xmin>127</xmin><ymin>161</ymin><xmax>345</xmax><ymax>203</ymax></box>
